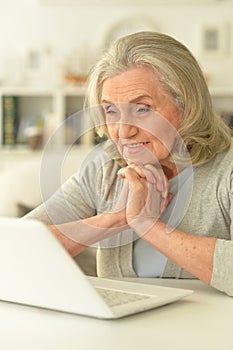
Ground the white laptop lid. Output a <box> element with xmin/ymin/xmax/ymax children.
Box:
<box><xmin>0</xmin><ymin>218</ymin><xmax>192</xmax><ymax>319</ymax></box>
<box><xmin>0</xmin><ymin>217</ymin><xmax>113</xmax><ymax>318</ymax></box>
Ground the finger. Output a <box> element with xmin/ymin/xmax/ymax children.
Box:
<box><xmin>123</xmin><ymin>166</ymin><xmax>142</xmax><ymax>183</ymax></box>
<box><xmin>160</xmin><ymin>192</ymin><xmax>173</xmax><ymax>213</ymax></box>
<box><xmin>127</xmin><ymin>164</ymin><xmax>147</xmax><ymax>178</ymax></box>
<box><xmin>128</xmin><ymin>164</ymin><xmax>158</xmax><ymax>184</ymax></box>
<box><xmin>118</xmin><ymin>163</ymin><xmax>150</xmax><ymax>180</ymax></box>
<box><xmin>144</xmin><ymin>164</ymin><xmax>168</xmax><ymax>198</ymax></box>
<box><xmin>117</xmin><ymin>164</ymin><xmax>151</xmax><ymax>183</ymax></box>
<box><xmin>117</xmin><ymin>167</ymin><xmax>127</xmax><ymax>178</ymax></box>
<box><xmin>119</xmin><ymin>164</ymin><xmax>157</xmax><ymax>184</ymax></box>
<box><xmin>113</xmin><ymin>179</ymin><xmax>129</xmax><ymax>211</ymax></box>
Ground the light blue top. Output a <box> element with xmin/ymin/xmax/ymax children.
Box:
<box><xmin>133</xmin><ymin>166</ymin><xmax>193</xmax><ymax>277</ymax></box>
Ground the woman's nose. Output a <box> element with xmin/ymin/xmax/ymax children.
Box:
<box><xmin>118</xmin><ymin>122</ymin><xmax>138</xmax><ymax>138</ymax></box>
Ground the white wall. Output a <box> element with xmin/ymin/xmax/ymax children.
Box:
<box><xmin>0</xmin><ymin>0</ymin><xmax>233</xmax><ymax>88</ymax></box>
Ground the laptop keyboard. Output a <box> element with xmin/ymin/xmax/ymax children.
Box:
<box><xmin>95</xmin><ymin>287</ymin><xmax>152</xmax><ymax>307</ymax></box>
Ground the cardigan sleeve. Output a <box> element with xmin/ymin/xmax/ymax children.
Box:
<box><xmin>24</xmin><ymin>158</ymin><xmax>98</xmax><ymax>225</ymax></box>
<box><xmin>210</xmin><ymin>169</ymin><xmax>233</xmax><ymax>296</ymax></box>
<box><xmin>24</xmin><ymin>143</ymin><xmax>119</xmax><ymax>225</ymax></box>
<box><xmin>211</xmin><ymin>239</ymin><xmax>233</xmax><ymax>296</ymax></box>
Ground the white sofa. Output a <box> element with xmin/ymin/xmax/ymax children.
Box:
<box><xmin>0</xmin><ymin>146</ymin><xmax>97</xmax><ymax>276</ymax></box>
<box><xmin>0</xmin><ymin>146</ymin><xmax>91</xmax><ymax>217</ymax></box>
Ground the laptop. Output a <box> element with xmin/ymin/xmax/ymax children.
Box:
<box><xmin>0</xmin><ymin>217</ymin><xmax>192</xmax><ymax>319</ymax></box>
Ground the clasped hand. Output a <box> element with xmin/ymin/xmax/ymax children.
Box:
<box><xmin>114</xmin><ymin>163</ymin><xmax>171</xmax><ymax>236</ymax></box>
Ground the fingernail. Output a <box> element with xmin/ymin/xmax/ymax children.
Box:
<box><xmin>117</xmin><ymin>169</ymin><xmax>125</xmax><ymax>178</ymax></box>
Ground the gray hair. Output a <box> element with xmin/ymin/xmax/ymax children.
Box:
<box><xmin>86</xmin><ymin>31</ymin><xmax>231</xmax><ymax>166</ymax></box>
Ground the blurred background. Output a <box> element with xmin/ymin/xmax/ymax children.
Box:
<box><xmin>0</xmin><ymin>0</ymin><xmax>232</xmax><ymax>88</ymax></box>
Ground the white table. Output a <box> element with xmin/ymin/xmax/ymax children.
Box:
<box><xmin>0</xmin><ymin>278</ymin><xmax>232</xmax><ymax>350</ymax></box>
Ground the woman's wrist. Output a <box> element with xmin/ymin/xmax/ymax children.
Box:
<box><xmin>48</xmin><ymin>211</ymin><xmax>128</xmax><ymax>255</ymax></box>
<box><xmin>102</xmin><ymin>210</ymin><xmax>127</xmax><ymax>229</ymax></box>
<box><xmin>128</xmin><ymin>216</ymin><xmax>160</xmax><ymax>238</ymax></box>
<box><xmin>140</xmin><ymin>219</ymin><xmax>166</xmax><ymax>241</ymax></box>
<box><xmin>47</xmin><ymin>224</ymin><xmax>87</xmax><ymax>257</ymax></box>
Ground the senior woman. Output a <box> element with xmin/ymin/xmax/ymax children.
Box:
<box><xmin>25</xmin><ymin>31</ymin><xmax>233</xmax><ymax>296</ymax></box>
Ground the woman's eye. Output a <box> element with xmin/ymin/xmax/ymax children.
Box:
<box><xmin>135</xmin><ymin>105</ymin><xmax>151</xmax><ymax>115</ymax></box>
<box><xmin>106</xmin><ymin>109</ymin><xmax>117</xmax><ymax>115</ymax></box>
<box><xmin>138</xmin><ymin>107</ymin><xmax>150</xmax><ymax>113</ymax></box>
<box><xmin>103</xmin><ymin>105</ymin><xmax>120</xmax><ymax>121</ymax></box>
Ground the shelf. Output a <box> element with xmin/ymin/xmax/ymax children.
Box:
<box><xmin>0</xmin><ymin>85</ymin><xmax>88</xmax><ymax>148</ymax></box>
<box><xmin>0</xmin><ymin>84</ymin><xmax>232</xmax><ymax>150</ymax></box>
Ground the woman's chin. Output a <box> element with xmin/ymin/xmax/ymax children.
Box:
<box><xmin>123</xmin><ymin>149</ymin><xmax>159</xmax><ymax>165</ymax></box>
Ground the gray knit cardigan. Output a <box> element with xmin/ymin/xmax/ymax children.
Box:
<box><xmin>25</xmin><ymin>140</ymin><xmax>233</xmax><ymax>296</ymax></box>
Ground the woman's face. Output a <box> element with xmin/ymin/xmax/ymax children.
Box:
<box><xmin>101</xmin><ymin>66</ymin><xmax>182</xmax><ymax>168</ymax></box>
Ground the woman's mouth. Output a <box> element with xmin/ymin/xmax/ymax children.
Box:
<box><xmin>123</xmin><ymin>142</ymin><xmax>150</xmax><ymax>154</ymax></box>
